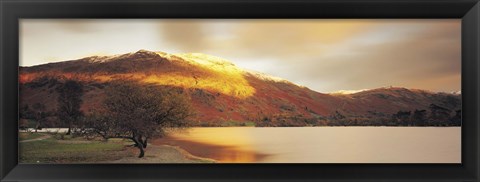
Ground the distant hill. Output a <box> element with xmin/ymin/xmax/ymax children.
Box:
<box><xmin>19</xmin><ymin>50</ymin><xmax>461</xmax><ymax>127</ymax></box>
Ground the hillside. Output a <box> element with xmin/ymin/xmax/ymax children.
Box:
<box><xmin>19</xmin><ymin>50</ymin><xmax>461</xmax><ymax>127</ymax></box>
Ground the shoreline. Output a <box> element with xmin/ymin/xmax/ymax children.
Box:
<box><xmin>152</xmin><ymin>136</ymin><xmax>270</xmax><ymax>163</ymax></box>
<box><xmin>19</xmin><ymin>127</ymin><xmax>460</xmax><ymax>163</ymax></box>
<box><xmin>104</xmin><ymin>144</ymin><xmax>216</xmax><ymax>163</ymax></box>
<box><xmin>168</xmin><ymin>145</ymin><xmax>217</xmax><ymax>163</ymax></box>
<box><xmin>19</xmin><ymin>132</ymin><xmax>216</xmax><ymax>164</ymax></box>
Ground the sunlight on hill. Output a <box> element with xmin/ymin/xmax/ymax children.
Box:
<box><xmin>144</xmin><ymin>52</ymin><xmax>257</xmax><ymax>98</ymax></box>
<box><xmin>92</xmin><ymin>72</ymin><xmax>256</xmax><ymax>99</ymax></box>
<box><xmin>142</xmin><ymin>73</ymin><xmax>255</xmax><ymax>99</ymax></box>
<box><xmin>95</xmin><ymin>51</ymin><xmax>258</xmax><ymax>99</ymax></box>
<box><xmin>20</xmin><ymin>51</ymin><xmax>257</xmax><ymax>99</ymax></box>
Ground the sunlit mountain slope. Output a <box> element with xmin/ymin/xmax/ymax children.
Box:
<box><xmin>19</xmin><ymin>50</ymin><xmax>461</xmax><ymax>126</ymax></box>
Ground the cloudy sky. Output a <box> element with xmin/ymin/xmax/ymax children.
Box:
<box><xmin>20</xmin><ymin>19</ymin><xmax>461</xmax><ymax>93</ymax></box>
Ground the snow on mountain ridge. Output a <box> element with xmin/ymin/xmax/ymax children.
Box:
<box><xmin>171</xmin><ymin>52</ymin><xmax>296</xmax><ymax>85</ymax></box>
<box><xmin>329</xmin><ymin>89</ymin><xmax>370</xmax><ymax>95</ymax></box>
<box><xmin>76</xmin><ymin>50</ymin><xmax>297</xmax><ymax>86</ymax></box>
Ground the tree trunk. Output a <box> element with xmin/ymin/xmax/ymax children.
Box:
<box><xmin>132</xmin><ymin>137</ymin><xmax>145</xmax><ymax>158</ymax></box>
<box><xmin>131</xmin><ymin>137</ymin><xmax>139</xmax><ymax>147</ymax></box>
<box><xmin>66</xmin><ymin>120</ymin><xmax>72</xmax><ymax>135</ymax></box>
<box><xmin>35</xmin><ymin>121</ymin><xmax>40</xmax><ymax>133</ymax></box>
<box><xmin>137</xmin><ymin>134</ymin><xmax>148</xmax><ymax>148</ymax></box>
<box><xmin>142</xmin><ymin>138</ymin><xmax>148</xmax><ymax>148</ymax></box>
<box><xmin>137</xmin><ymin>143</ymin><xmax>145</xmax><ymax>158</ymax></box>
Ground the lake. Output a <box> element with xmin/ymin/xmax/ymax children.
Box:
<box><xmin>153</xmin><ymin>127</ymin><xmax>461</xmax><ymax>163</ymax></box>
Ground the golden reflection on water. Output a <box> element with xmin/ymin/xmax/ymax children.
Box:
<box><xmin>154</xmin><ymin>127</ymin><xmax>461</xmax><ymax>163</ymax></box>
<box><xmin>169</xmin><ymin>127</ymin><xmax>254</xmax><ymax>149</ymax></box>
<box><xmin>153</xmin><ymin>127</ymin><xmax>267</xmax><ymax>163</ymax></box>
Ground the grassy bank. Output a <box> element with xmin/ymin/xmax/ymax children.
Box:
<box><xmin>19</xmin><ymin>134</ymin><xmax>133</xmax><ymax>163</ymax></box>
<box><xmin>19</xmin><ymin>132</ymin><xmax>45</xmax><ymax>140</ymax></box>
<box><xmin>19</xmin><ymin>133</ymin><xmax>214</xmax><ymax>164</ymax></box>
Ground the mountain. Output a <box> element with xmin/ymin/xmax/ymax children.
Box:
<box><xmin>19</xmin><ymin>50</ymin><xmax>461</xmax><ymax>127</ymax></box>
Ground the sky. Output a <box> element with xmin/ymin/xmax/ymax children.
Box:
<box><xmin>20</xmin><ymin>19</ymin><xmax>461</xmax><ymax>93</ymax></box>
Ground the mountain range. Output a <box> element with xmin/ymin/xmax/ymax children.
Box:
<box><xmin>19</xmin><ymin>50</ymin><xmax>462</xmax><ymax>127</ymax></box>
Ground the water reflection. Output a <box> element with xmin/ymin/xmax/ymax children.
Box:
<box><xmin>153</xmin><ymin>127</ymin><xmax>461</xmax><ymax>163</ymax></box>
<box><xmin>152</xmin><ymin>136</ymin><xmax>268</xmax><ymax>163</ymax></box>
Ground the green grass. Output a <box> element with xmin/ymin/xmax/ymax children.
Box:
<box><xmin>243</xmin><ymin>121</ymin><xmax>256</xmax><ymax>127</ymax></box>
<box><xmin>19</xmin><ymin>133</ymin><xmax>45</xmax><ymax>140</ymax></box>
<box><xmin>19</xmin><ymin>135</ymin><xmax>133</xmax><ymax>163</ymax></box>
<box><xmin>220</xmin><ymin>120</ymin><xmax>256</xmax><ymax>127</ymax></box>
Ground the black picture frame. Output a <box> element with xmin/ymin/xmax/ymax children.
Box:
<box><xmin>1</xmin><ymin>0</ymin><xmax>479</xmax><ymax>181</ymax></box>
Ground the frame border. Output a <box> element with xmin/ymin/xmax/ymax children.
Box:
<box><xmin>1</xmin><ymin>0</ymin><xmax>479</xmax><ymax>181</ymax></box>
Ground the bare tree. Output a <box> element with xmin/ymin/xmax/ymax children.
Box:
<box><xmin>56</xmin><ymin>80</ymin><xmax>84</xmax><ymax>135</ymax></box>
<box><xmin>32</xmin><ymin>103</ymin><xmax>48</xmax><ymax>132</ymax></box>
<box><xmin>86</xmin><ymin>81</ymin><xmax>194</xmax><ymax>158</ymax></box>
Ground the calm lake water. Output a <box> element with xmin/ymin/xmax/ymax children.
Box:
<box><xmin>154</xmin><ymin>127</ymin><xmax>461</xmax><ymax>163</ymax></box>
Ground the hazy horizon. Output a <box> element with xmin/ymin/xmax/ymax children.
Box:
<box><xmin>20</xmin><ymin>19</ymin><xmax>461</xmax><ymax>93</ymax></box>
